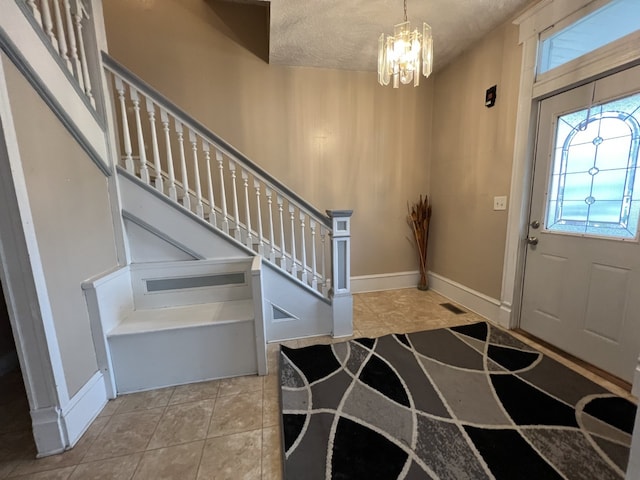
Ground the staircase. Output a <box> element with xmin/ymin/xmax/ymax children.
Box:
<box><xmin>9</xmin><ymin>0</ymin><xmax>353</xmax><ymax>396</ymax></box>
<box><xmin>83</xmin><ymin>54</ymin><xmax>353</xmax><ymax>394</ymax></box>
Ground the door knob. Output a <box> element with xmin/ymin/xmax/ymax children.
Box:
<box><xmin>530</xmin><ymin>220</ymin><xmax>540</xmax><ymax>229</ymax></box>
<box><xmin>527</xmin><ymin>236</ymin><xmax>538</xmax><ymax>246</ymax></box>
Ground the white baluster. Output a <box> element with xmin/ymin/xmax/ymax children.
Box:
<box><xmin>277</xmin><ymin>196</ymin><xmax>287</xmax><ymax>270</ymax></box>
<box><xmin>289</xmin><ymin>205</ymin><xmax>297</xmax><ymax>276</ymax></box>
<box><xmin>229</xmin><ymin>160</ymin><xmax>241</xmax><ymax>242</ymax></box>
<box><xmin>160</xmin><ymin>110</ymin><xmax>177</xmax><ymax>201</ymax></box>
<box><xmin>52</xmin><ymin>0</ymin><xmax>71</xmax><ymax>71</ymax></box>
<box><xmin>41</xmin><ymin>0</ymin><xmax>59</xmax><ymax>53</ymax></box>
<box><xmin>289</xmin><ymin>203</ymin><xmax>298</xmax><ymax>277</ymax></box>
<box><xmin>242</xmin><ymin>170</ymin><xmax>253</xmax><ymax>249</ymax></box>
<box><xmin>188</xmin><ymin>130</ymin><xmax>204</xmax><ymax>218</ymax></box>
<box><xmin>175</xmin><ymin>121</ymin><xmax>190</xmax><ymax>209</ymax></box>
<box><xmin>321</xmin><ymin>227</ymin><xmax>328</xmax><ymax>295</ymax></box>
<box><xmin>266</xmin><ymin>187</ymin><xmax>276</xmax><ymax>263</ymax></box>
<box><xmin>114</xmin><ymin>76</ymin><xmax>134</xmax><ymax>172</ymax></box>
<box><xmin>253</xmin><ymin>179</ymin><xmax>265</xmax><ymax>255</ymax></box>
<box><xmin>203</xmin><ymin>142</ymin><xmax>216</xmax><ymax>227</ymax></box>
<box><xmin>63</xmin><ymin>0</ymin><xmax>82</xmax><ymax>84</ymax></box>
<box><xmin>129</xmin><ymin>87</ymin><xmax>149</xmax><ymax>184</ymax></box>
<box><xmin>310</xmin><ymin>219</ymin><xmax>318</xmax><ymax>290</ymax></box>
<box><xmin>73</xmin><ymin>0</ymin><xmax>94</xmax><ymax>107</ymax></box>
<box><xmin>27</xmin><ymin>1</ymin><xmax>43</xmax><ymax>27</ymax></box>
<box><xmin>215</xmin><ymin>150</ymin><xmax>229</xmax><ymax>234</ymax></box>
<box><xmin>299</xmin><ymin>211</ymin><xmax>308</xmax><ymax>284</ymax></box>
<box><xmin>145</xmin><ymin>98</ymin><xmax>163</xmax><ymax>192</ymax></box>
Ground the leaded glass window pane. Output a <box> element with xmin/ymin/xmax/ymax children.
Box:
<box><xmin>545</xmin><ymin>92</ymin><xmax>640</xmax><ymax>240</ymax></box>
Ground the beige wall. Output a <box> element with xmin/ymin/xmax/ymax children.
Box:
<box><xmin>2</xmin><ymin>55</ymin><xmax>119</xmax><ymax>396</ymax></box>
<box><xmin>430</xmin><ymin>22</ymin><xmax>522</xmax><ymax>299</ymax></box>
<box><xmin>103</xmin><ymin>0</ymin><xmax>433</xmax><ymax>277</ymax></box>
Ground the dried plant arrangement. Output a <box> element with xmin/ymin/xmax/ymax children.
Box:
<box><xmin>407</xmin><ymin>195</ymin><xmax>432</xmax><ymax>290</ymax></box>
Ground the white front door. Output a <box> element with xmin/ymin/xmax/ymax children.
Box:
<box><xmin>520</xmin><ymin>65</ymin><xmax>640</xmax><ymax>383</ymax></box>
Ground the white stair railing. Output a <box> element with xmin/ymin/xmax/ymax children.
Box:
<box><xmin>103</xmin><ymin>55</ymin><xmax>352</xmax><ymax>300</ymax></box>
<box><xmin>20</xmin><ymin>0</ymin><xmax>96</xmax><ymax>109</ymax></box>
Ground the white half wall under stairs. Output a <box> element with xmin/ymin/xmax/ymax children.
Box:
<box><xmin>83</xmin><ymin>257</ymin><xmax>267</xmax><ymax>394</ymax></box>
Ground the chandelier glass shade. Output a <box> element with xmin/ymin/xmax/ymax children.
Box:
<box><xmin>378</xmin><ymin>16</ymin><xmax>433</xmax><ymax>88</ymax></box>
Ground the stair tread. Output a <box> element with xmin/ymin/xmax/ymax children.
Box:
<box><xmin>109</xmin><ymin>299</ymin><xmax>254</xmax><ymax>337</ymax></box>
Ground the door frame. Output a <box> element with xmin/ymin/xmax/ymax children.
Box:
<box><xmin>500</xmin><ymin>0</ymin><xmax>640</xmax><ymax>335</ymax></box>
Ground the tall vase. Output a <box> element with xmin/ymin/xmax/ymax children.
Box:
<box><xmin>418</xmin><ymin>269</ymin><xmax>428</xmax><ymax>291</ymax></box>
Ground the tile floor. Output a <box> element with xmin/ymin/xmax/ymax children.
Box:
<box><xmin>0</xmin><ymin>289</ymin><xmax>635</xmax><ymax>479</ymax></box>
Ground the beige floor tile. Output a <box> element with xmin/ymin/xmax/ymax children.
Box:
<box><xmin>208</xmin><ymin>391</ymin><xmax>263</xmax><ymax>437</ymax></box>
<box><xmin>266</xmin><ymin>347</ymin><xmax>280</xmax><ymax>375</ymax></box>
<box><xmin>357</xmin><ymin>326</ymin><xmax>393</xmax><ymax>338</ymax></box>
<box><xmin>352</xmin><ymin>302</ymin><xmax>374</xmax><ymax>320</ymax></box>
<box><xmin>295</xmin><ymin>336</ymin><xmax>332</xmax><ymax>348</ymax></box>
<box><xmin>217</xmin><ymin>375</ymin><xmax>263</xmax><ymax>397</ymax></box>
<box><xmin>147</xmin><ymin>400</ymin><xmax>214</xmax><ymax>449</ymax></box>
<box><xmin>353</xmin><ymin>314</ymin><xmax>388</xmax><ymax>330</ymax></box>
<box><xmin>82</xmin><ymin>409</ymin><xmax>164</xmax><ymax>463</ymax></box>
<box><xmin>96</xmin><ymin>397</ymin><xmax>125</xmax><ymax>418</ymax></box>
<box><xmin>133</xmin><ymin>441</ymin><xmax>203</xmax><ymax>480</ymax></box>
<box><xmin>169</xmin><ymin>381</ymin><xmax>220</xmax><ymax>406</ymax></box>
<box><xmin>7</xmin><ymin>466</ymin><xmax>75</xmax><ymax>479</ymax></box>
<box><xmin>351</xmin><ymin>329</ymin><xmax>364</xmax><ymax>338</ymax></box>
<box><xmin>115</xmin><ymin>388</ymin><xmax>174</xmax><ymax>414</ymax></box>
<box><xmin>263</xmin><ymin>373</ymin><xmax>280</xmax><ymax>397</ymax></box>
<box><xmin>261</xmin><ymin>426</ymin><xmax>282</xmax><ymax>480</ymax></box>
<box><xmin>68</xmin><ymin>453</ymin><xmax>142</xmax><ymax>480</ymax></box>
<box><xmin>10</xmin><ymin>417</ymin><xmax>108</xmax><ymax>476</ymax></box>
<box><xmin>197</xmin><ymin>430</ymin><xmax>261</xmax><ymax>480</ymax></box>
<box><xmin>262</xmin><ymin>386</ymin><xmax>280</xmax><ymax>429</ymax></box>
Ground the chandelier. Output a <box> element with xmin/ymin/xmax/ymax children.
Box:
<box><xmin>377</xmin><ymin>0</ymin><xmax>433</xmax><ymax>88</ymax></box>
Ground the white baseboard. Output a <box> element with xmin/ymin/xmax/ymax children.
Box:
<box><xmin>60</xmin><ymin>371</ymin><xmax>107</xmax><ymax>448</ymax></box>
<box><xmin>351</xmin><ymin>271</ymin><xmax>420</xmax><ymax>293</ymax></box>
<box><xmin>31</xmin><ymin>371</ymin><xmax>107</xmax><ymax>457</ymax></box>
<box><xmin>0</xmin><ymin>349</ymin><xmax>19</xmax><ymax>376</ymax></box>
<box><xmin>427</xmin><ymin>272</ymin><xmax>503</xmax><ymax>326</ymax></box>
<box><xmin>31</xmin><ymin>407</ymin><xmax>65</xmax><ymax>457</ymax></box>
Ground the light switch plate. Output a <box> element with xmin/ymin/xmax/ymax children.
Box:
<box><xmin>493</xmin><ymin>196</ymin><xmax>507</xmax><ymax>211</ymax></box>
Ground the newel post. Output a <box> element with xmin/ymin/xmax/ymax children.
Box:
<box><xmin>327</xmin><ymin>210</ymin><xmax>353</xmax><ymax>337</ymax></box>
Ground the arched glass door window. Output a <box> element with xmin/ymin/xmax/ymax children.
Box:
<box><xmin>545</xmin><ymin>92</ymin><xmax>640</xmax><ymax>240</ymax></box>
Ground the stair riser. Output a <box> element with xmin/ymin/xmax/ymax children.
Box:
<box><xmin>109</xmin><ymin>321</ymin><xmax>257</xmax><ymax>393</ymax></box>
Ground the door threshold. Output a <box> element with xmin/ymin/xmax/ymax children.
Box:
<box><xmin>513</xmin><ymin>329</ymin><xmax>632</xmax><ymax>393</ymax></box>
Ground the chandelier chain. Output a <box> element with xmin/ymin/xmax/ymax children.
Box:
<box><xmin>403</xmin><ymin>0</ymin><xmax>408</xmax><ymax>22</ymax></box>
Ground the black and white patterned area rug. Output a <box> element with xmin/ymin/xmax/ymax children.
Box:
<box><xmin>279</xmin><ymin>322</ymin><xmax>637</xmax><ymax>479</ymax></box>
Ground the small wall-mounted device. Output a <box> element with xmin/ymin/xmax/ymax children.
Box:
<box><xmin>485</xmin><ymin>85</ymin><xmax>497</xmax><ymax>108</ymax></box>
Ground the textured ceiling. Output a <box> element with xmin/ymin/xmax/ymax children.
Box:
<box><xmin>267</xmin><ymin>0</ymin><xmax>534</xmax><ymax>72</ymax></box>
